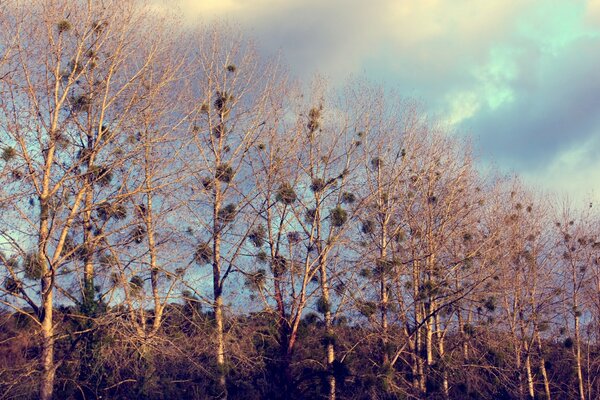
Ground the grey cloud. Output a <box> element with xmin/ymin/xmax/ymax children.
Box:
<box><xmin>462</xmin><ymin>35</ymin><xmax>600</xmax><ymax>172</ymax></box>
<box><xmin>171</xmin><ymin>0</ymin><xmax>600</xmax><ymax>189</ymax></box>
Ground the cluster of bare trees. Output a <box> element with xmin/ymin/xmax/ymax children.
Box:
<box><xmin>1</xmin><ymin>1</ymin><xmax>600</xmax><ymax>399</ymax></box>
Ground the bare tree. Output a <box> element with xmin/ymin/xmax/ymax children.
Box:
<box><xmin>0</xmin><ymin>1</ymin><xmax>183</xmax><ymax>398</ymax></box>
<box><xmin>553</xmin><ymin>200</ymin><xmax>599</xmax><ymax>400</ymax></box>
<box><xmin>182</xmin><ymin>26</ymin><xmax>283</xmax><ymax>399</ymax></box>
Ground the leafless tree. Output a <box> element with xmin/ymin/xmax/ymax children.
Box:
<box><xmin>0</xmin><ymin>1</ymin><xmax>183</xmax><ymax>397</ymax></box>
<box><xmin>182</xmin><ymin>26</ymin><xmax>284</xmax><ymax>398</ymax></box>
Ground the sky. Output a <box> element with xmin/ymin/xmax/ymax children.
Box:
<box><xmin>162</xmin><ymin>0</ymin><xmax>600</xmax><ymax>206</ymax></box>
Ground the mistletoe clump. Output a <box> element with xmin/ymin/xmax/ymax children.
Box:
<box><xmin>194</xmin><ymin>242</ymin><xmax>213</xmax><ymax>265</ymax></box>
<box><xmin>56</xmin><ymin>19</ymin><xmax>72</xmax><ymax>33</ymax></box>
<box><xmin>310</xmin><ymin>178</ymin><xmax>326</xmax><ymax>193</ymax></box>
<box><xmin>248</xmin><ymin>225</ymin><xmax>266</xmax><ymax>247</ymax></box>
<box><xmin>276</xmin><ymin>183</ymin><xmax>297</xmax><ymax>205</ymax></box>
<box><xmin>23</xmin><ymin>253</ymin><xmax>44</xmax><ymax>280</ymax></box>
<box><xmin>307</xmin><ymin>106</ymin><xmax>322</xmax><ymax>132</ymax></box>
<box><xmin>1</xmin><ymin>147</ymin><xmax>16</xmax><ymax>162</ymax></box>
<box><xmin>216</xmin><ymin>163</ymin><xmax>234</xmax><ymax>183</ymax></box>
<box><xmin>341</xmin><ymin>192</ymin><xmax>356</xmax><ymax>204</ymax></box>
<box><xmin>330</xmin><ymin>206</ymin><xmax>348</xmax><ymax>227</ymax></box>
<box><xmin>217</xmin><ymin>203</ymin><xmax>236</xmax><ymax>224</ymax></box>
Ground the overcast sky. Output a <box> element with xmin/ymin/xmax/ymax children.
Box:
<box><xmin>160</xmin><ymin>0</ymin><xmax>600</xmax><ymax>205</ymax></box>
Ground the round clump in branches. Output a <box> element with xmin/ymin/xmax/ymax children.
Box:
<box><xmin>359</xmin><ymin>268</ymin><xmax>373</xmax><ymax>279</ymax></box>
<box><xmin>256</xmin><ymin>251</ymin><xmax>268</xmax><ymax>264</ymax></box>
<box><xmin>202</xmin><ymin>177</ymin><xmax>213</xmax><ymax>189</ymax></box>
<box><xmin>305</xmin><ymin>208</ymin><xmax>317</xmax><ymax>224</ymax></box>
<box><xmin>194</xmin><ymin>242</ymin><xmax>213</xmax><ymax>265</ymax></box>
<box><xmin>287</xmin><ymin>231</ymin><xmax>301</xmax><ymax>244</ymax></box>
<box><xmin>272</xmin><ymin>255</ymin><xmax>287</xmax><ymax>276</ymax></box>
<box><xmin>483</xmin><ymin>296</ymin><xmax>496</xmax><ymax>312</ymax></box>
<box><xmin>316</xmin><ymin>296</ymin><xmax>331</xmax><ymax>314</ymax></box>
<box><xmin>217</xmin><ymin>203</ymin><xmax>236</xmax><ymax>224</ymax></box>
<box><xmin>248</xmin><ymin>225</ymin><xmax>266</xmax><ymax>248</ymax></box>
<box><xmin>276</xmin><ymin>182</ymin><xmax>297</xmax><ymax>205</ymax></box>
<box><xmin>341</xmin><ymin>192</ymin><xmax>356</xmax><ymax>204</ymax></box>
<box><xmin>96</xmin><ymin>202</ymin><xmax>113</xmax><ymax>221</ymax></box>
<box><xmin>375</xmin><ymin>258</ymin><xmax>399</xmax><ymax>277</ymax></box>
<box><xmin>98</xmin><ymin>253</ymin><xmax>118</xmax><ymax>268</ymax></box>
<box><xmin>330</xmin><ymin>206</ymin><xmax>348</xmax><ymax>227</ymax></box>
<box><xmin>563</xmin><ymin>337</ymin><xmax>574</xmax><ymax>349</ymax></box>
<box><xmin>361</xmin><ymin>220</ymin><xmax>375</xmax><ymax>234</ymax></box>
<box><xmin>23</xmin><ymin>253</ymin><xmax>44</xmax><ymax>280</ymax></box>
<box><xmin>0</xmin><ymin>254</ymin><xmax>18</xmax><ymax>270</ymax></box>
<box><xmin>72</xmin><ymin>94</ymin><xmax>92</xmax><ymax>112</ymax></box>
<box><xmin>213</xmin><ymin>123</ymin><xmax>225</xmax><ymax>138</ymax></box>
<box><xmin>56</xmin><ymin>20</ymin><xmax>72</xmax><ymax>33</ymax></box>
<box><xmin>4</xmin><ymin>277</ymin><xmax>20</xmax><ymax>294</ymax></box>
<box><xmin>310</xmin><ymin>178</ymin><xmax>326</xmax><ymax>193</ymax></box>
<box><xmin>245</xmin><ymin>269</ymin><xmax>266</xmax><ymax>289</ymax></box>
<box><xmin>216</xmin><ymin>163</ymin><xmax>234</xmax><ymax>183</ymax></box>
<box><xmin>226</xmin><ymin>64</ymin><xmax>237</xmax><ymax>73</ymax></box>
<box><xmin>214</xmin><ymin>91</ymin><xmax>233</xmax><ymax>114</ymax></box>
<box><xmin>112</xmin><ymin>204</ymin><xmax>127</xmax><ymax>220</ymax></box>
<box><xmin>1</xmin><ymin>147</ymin><xmax>16</xmax><ymax>162</ymax></box>
<box><xmin>12</xmin><ymin>169</ymin><xmax>23</xmax><ymax>180</ymax></box>
<box><xmin>130</xmin><ymin>225</ymin><xmax>146</xmax><ymax>244</ymax></box>
<box><xmin>358</xmin><ymin>301</ymin><xmax>377</xmax><ymax>318</ymax></box>
<box><xmin>307</xmin><ymin>106</ymin><xmax>322</xmax><ymax>132</ymax></box>
<box><xmin>129</xmin><ymin>275</ymin><xmax>144</xmax><ymax>291</ymax></box>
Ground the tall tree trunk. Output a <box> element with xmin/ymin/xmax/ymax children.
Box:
<box><xmin>516</xmin><ymin>345</ymin><xmax>524</xmax><ymax>400</ymax></box>
<box><xmin>144</xmin><ymin>145</ymin><xmax>163</xmax><ymax>335</ymax></box>
<box><xmin>536</xmin><ymin>331</ymin><xmax>551</xmax><ymax>400</ymax></box>
<box><xmin>412</xmin><ymin>259</ymin><xmax>426</xmax><ymax>396</ymax></box>
<box><xmin>40</xmin><ymin>275</ymin><xmax>55</xmax><ymax>400</ymax></box>
<box><xmin>574</xmin><ymin>313</ymin><xmax>585</xmax><ymax>400</ymax></box>
<box><xmin>435</xmin><ymin>313</ymin><xmax>449</xmax><ymax>399</ymax></box>
<box><xmin>315</xmin><ymin>198</ymin><xmax>336</xmax><ymax>400</ymax></box>
<box><xmin>377</xmin><ymin>165</ymin><xmax>390</xmax><ymax>368</ymax></box>
<box><xmin>213</xmin><ymin>179</ymin><xmax>227</xmax><ymax>399</ymax></box>
<box><xmin>39</xmin><ymin>133</ymin><xmax>55</xmax><ymax>400</ymax></box>
<box><xmin>319</xmin><ymin>254</ymin><xmax>336</xmax><ymax>400</ymax></box>
<box><xmin>83</xmin><ymin>184</ymin><xmax>95</xmax><ymax>314</ymax></box>
<box><xmin>214</xmin><ymin>291</ymin><xmax>227</xmax><ymax>398</ymax></box>
<box><xmin>278</xmin><ymin>320</ymin><xmax>293</xmax><ymax>398</ymax></box>
<box><xmin>425</xmin><ymin>300</ymin><xmax>434</xmax><ymax>395</ymax></box>
<box><xmin>524</xmin><ymin>340</ymin><xmax>535</xmax><ymax>399</ymax></box>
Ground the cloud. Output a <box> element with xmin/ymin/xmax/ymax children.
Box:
<box><xmin>463</xmin><ymin>34</ymin><xmax>600</xmax><ymax>170</ymax></box>
<box><xmin>161</xmin><ymin>0</ymin><xmax>600</xmax><ymax>201</ymax></box>
<box><xmin>521</xmin><ymin>134</ymin><xmax>600</xmax><ymax>205</ymax></box>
